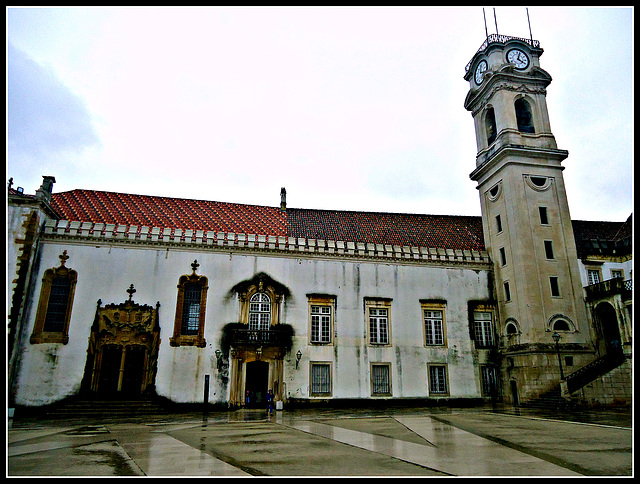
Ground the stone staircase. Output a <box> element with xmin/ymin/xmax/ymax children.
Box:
<box><xmin>522</xmin><ymin>386</ymin><xmax>574</xmax><ymax>412</ymax></box>
<box><xmin>565</xmin><ymin>352</ymin><xmax>625</xmax><ymax>394</ymax></box>
<box><xmin>524</xmin><ymin>352</ymin><xmax>627</xmax><ymax>410</ymax></box>
<box><xmin>44</xmin><ymin>396</ymin><xmax>170</xmax><ymax>419</ymax></box>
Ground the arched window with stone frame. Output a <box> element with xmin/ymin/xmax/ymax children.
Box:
<box><xmin>170</xmin><ymin>260</ymin><xmax>208</xmax><ymax>347</ymax></box>
<box><xmin>232</xmin><ymin>274</ymin><xmax>288</xmax><ymax>347</ymax></box>
<box><xmin>514</xmin><ymin>97</ymin><xmax>535</xmax><ymax>133</ymax></box>
<box><xmin>485</xmin><ymin>106</ymin><xmax>497</xmax><ymax>145</ymax></box>
<box><xmin>30</xmin><ymin>250</ymin><xmax>77</xmax><ymax>344</ymax></box>
<box><xmin>249</xmin><ymin>292</ymin><xmax>272</xmax><ymax>332</ymax></box>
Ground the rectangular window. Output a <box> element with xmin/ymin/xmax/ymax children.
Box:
<box><xmin>371</xmin><ymin>364</ymin><xmax>391</xmax><ymax>395</ymax></box>
<box><xmin>369</xmin><ymin>308</ymin><xmax>389</xmax><ymax>344</ymax></box>
<box><xmin>428</xmin><ymin>365</ymin><xmax>448</xmax><ymax>395</ymax></box>
<box><xmin>473</xmin><ymin>311</ymin><xmax>494</xmax><ymax>348</ymax></box>
<box><xmin>544</xmin><ymin>240</ymin><xmax>555</xmax><ymax>260</ymax></box>
<box><xmin>366</xmin><ymin>300</ymin><xmax>391</xmax><ymax>345</ymax></box>
<box><xmin>31</xmin><ymin>260</ymin><xmax>78</xmax><ymax>345</ymax></box>
<box><xmin>481</xmin><ymin>366</ymin><xmax>499</xmax><ymax>397</ymax></box>
<box><xmin>310</xmin><ymin>363</ymin><xmax>332</xmax><ymax>396</ymax></box>
<box><xmin>611</xmin><ymin>269</ymin><xmax>624</xmax><ymax>279</ymax></box>
<box><xmin>550</xmin><ymin>277</ymin><xmax>560</xmax><ymax>297</ymax></box>
<box><xmin>539</xmin><ymin>206</ymin><xmax>549</xmax><ymax>225</ymax></box>
<box><xmin>171</xmin><ymin>273</ymin><xmax>208</xmax><ymax>348</ymax></box>
<box><xmin>43</xmin><ymin>277</ymin><xmax>71</xmax><ymax>333</ymax></box>
<box><xmin>504</xmin><ymin>282</ymin><xmax>511</xmax><ymax>302</ymax></box>
<box><xmin>248</xmin><ymin>312</ymin><xmax>270</xmax><ymax>332</ymax></box>
<box><xmin>495</xmin><ymin>214</ymin><xmax>503</xmax><ymax>233</ymax></box>
<box><xmin>499</xmin><ymin>247</ymin><xmax>507</xmax><ymax>266</ymax></box>
<box><xmin>310</xmin><ymin>305</ymin><xmax>332</xmax><ymax>344</ymax></box>
<box><xmin>587</xmin><ymin>269</ymin><xmax>601</xmax><ymax>286</ymax></box>
<box><xmin>424</xmin><ymin>310</ymin><xmax>445</xmax><ymax>346</ymax></box>
<box><xmin>181</xmin><ymin>282</ymin><xmax>202</xmax><ymax>335</ymax></box>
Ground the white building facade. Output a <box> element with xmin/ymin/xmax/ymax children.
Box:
<box><xmin>8</xmin><ymin>33</ymin><xmax>631</xmax><ymax>412</ymax></box>
<box><xmin>9</xmin><ymin>213</ymin><xmax>497</xmax><ymax>408</ymax></box>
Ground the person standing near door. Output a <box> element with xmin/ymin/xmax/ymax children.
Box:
<box><xmin>266</xmin><ymin>389</ymin><xmax>274</xmax><ymax>415</ymax></box>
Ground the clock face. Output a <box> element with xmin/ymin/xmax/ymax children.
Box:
<box><xmin>474</xmin><ymin>60</ymin><xmax>488</xmax><ymax>85</ymax></box>
<box><xmin>507</xmin><ymin>49</ymin><xmax>529</xmax><ymax>69</ymax></box>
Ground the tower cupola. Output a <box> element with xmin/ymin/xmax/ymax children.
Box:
<box><xmin>464</xmin><ymin>35</ymin><xmax>561</xmax><ymax>170</ymax></box>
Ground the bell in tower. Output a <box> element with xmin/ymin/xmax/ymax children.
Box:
<box><xmin>463</xmin><ymin>32</ymin><xmax>592</xmax><ymax>405</ymax></box>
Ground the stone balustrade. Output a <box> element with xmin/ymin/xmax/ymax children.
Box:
<box><xmin>44</xmin><ymin>219</ymin><xmax>491</xmax><ymax>265</ymax></box>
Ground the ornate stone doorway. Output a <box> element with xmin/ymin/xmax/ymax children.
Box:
<box><xmin>83</xmin><ymin>286</ymin><xmax>160</xmax><ymax>398</ymax></box>
<box><xmin>245</xmin><ymin>360</ymin><xmax>269</xmax><ymax>408</ymax></box>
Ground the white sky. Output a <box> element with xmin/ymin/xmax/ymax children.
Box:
<box><xmin>6</xmin><ymin>7</ymin><xmax>633</xmax><ymax>221</ymax></box>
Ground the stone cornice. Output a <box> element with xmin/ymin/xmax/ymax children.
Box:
<box><xmin>465</xmin><ymin>75</ymin><xmax>549</xmax><ymax>114</ymax></box>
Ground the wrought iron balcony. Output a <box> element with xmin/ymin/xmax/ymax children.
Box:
<box><xmin>228</xmin><ymin>326</ymin><xmax>294</xmax><ymax>349</ymax></box>
<box><xmin>584</xmin><ymin>278</ymin><xmax>632</xmax><ymax>301</ymax></box>
<box><xmin>231</xmin><ymin>329</ymin><xmax>280</xmax><ymax>346</ymax></box>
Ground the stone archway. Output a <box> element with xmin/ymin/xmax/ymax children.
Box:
<box><xmin>83</xmin><ymin>289</ymin><xmax>160</xmax><ymax>398</ymax></box>
<box><xmin>595</xmin><ymin>302</ymin><xmax>622</xmax><ymax>357</ymax></box>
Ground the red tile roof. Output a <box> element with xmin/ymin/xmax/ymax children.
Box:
<box><xmin>50</xmin><ymin>189</ymin><xmax>486</xmax><ymax>250</ymax></box>
<box><xmin>288</xmin><ymin>208</ymin><xmax>485</xmax><ymax>251</ymax></box>
<box><xmin>47</xmin><ymin>189</ymin><xmax>632</xmax><ymax>254</ymax></box>
<box><xmin>51</xmin><ymin>190</ymin><xmax>287</xmax><ymax>237</ymax></box>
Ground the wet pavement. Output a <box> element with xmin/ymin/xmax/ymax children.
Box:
<box><xmin>7</xmin><ymin>405</ymin><xmax>633</xmax><ymax>477</ymax></box>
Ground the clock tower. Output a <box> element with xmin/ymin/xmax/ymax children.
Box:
<box><xmin>464</xmin><ymin>35</ymin><xmax>591</xmax><ymax>404</ymax></box>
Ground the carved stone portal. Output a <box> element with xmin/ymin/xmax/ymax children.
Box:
<box><xmin>83</xmin><ymin>290</ymin><xmax>160</xmax><ymax>397</ymax></box>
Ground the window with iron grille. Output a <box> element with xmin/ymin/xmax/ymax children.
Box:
<box><xmin>371</xmin><ymin>364</ymin><xmax>391</xmax><ymax>395</ymax></box>
<box><xmin>43</xmin><ymin>277</ymin><xmax>71</xmax><ymax>333</ymax></box>
<box><xmin>481</xmin><ymin>366</ymin><xmax>499</xmax><ymax>397</ymax></box>
<box><xmin>311</xmin><ymin>363</ymin><xmax>332</xmax><ymax>395</ymax></box>
<box><xmin>424</xmin><ymin>310</ymin><xmax>444</xmax><ymax>346</ymax></box>
<box><xmin>428</xmin><ymin>365</ymin><xmax>448</xmax><ymax>395</ymax></box>
<box><xmin>473</xmin><ymin>311</ymin><xmax>494</xmax><ymax>348</ymax></box>
<box><xmin>311</xmin><ymin>305</ymin><xmax>332</xmax><ymax>343</ymax></box>
<box><xmin>181</xmin><ymin>282</ymin><xmax>202</xmax><ymax>335</ymax></box>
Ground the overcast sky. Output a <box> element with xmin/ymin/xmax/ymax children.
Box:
<box><xmin>7</xmin><ymin>7</ymin><xmax>633</xmax><ymax>222</ymax></box>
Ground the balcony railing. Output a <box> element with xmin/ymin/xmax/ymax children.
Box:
<box><xmin>584</xmin><ymin>278</ymin><xmax>632</xmax><ymax>301</ymax></box>
<box><xmin>230</xmin><ymin>328</ymin><xmax>289</xmax><ymax>347</ymax></box>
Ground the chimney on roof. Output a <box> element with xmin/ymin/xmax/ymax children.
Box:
<box><xmin>35</xmin><ymin>175</ymin><xmax>56</xmax><ymax>202</ymax></box>
<box><xmin>280</xmin><ymin>187</ymin><xmax>287</xmax><ymax>212</ymax></box>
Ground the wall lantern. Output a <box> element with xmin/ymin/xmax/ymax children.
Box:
<box><xmin>296</xmin><ymin>350</ymin><xmax>302</xmax><ymax>369</ymax></box>
<box><xmin>215</xmin><ymin>349</ymin><xmax>223</xmax><ymax>371</ymax></box>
